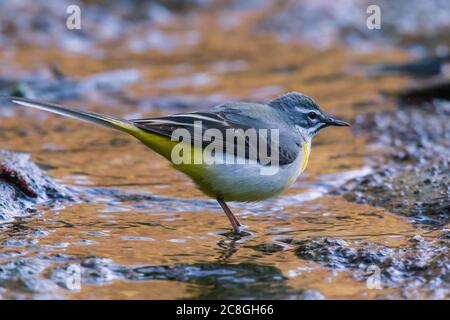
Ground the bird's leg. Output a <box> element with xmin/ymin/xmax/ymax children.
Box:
<box><xmin>217</xmin><ymin>198</ymin><xmax>241</xmax><ymax>233</ymax></box>
<box><xmin>218</xmin><ymin>199</ymin><xmax>241</xmax><ymax>227</ymax></box>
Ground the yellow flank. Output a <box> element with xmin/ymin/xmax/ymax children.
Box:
<box><xmin>135</xmin><ymin>131</ymin><xmax>178</xmax><ymax>161</ymax></box>
<box><xmin>133</xmin><ymin>130</ymin><xmax>218</xmax><ymax>197</ymax></box>
<box><xmin>132</xmin><ymin>127</ymin><xmax>205</xmax><ymax>166</ymax></box>
<box><xmin>129</xmin><ymin>123</ymin><xmax>311</xmax><ymax>199</ymax></box>
<box><xmin>133</xmin><ymin>129</ymin><xmax>209</xmax><ymax>178</ymax></box>
<box><xmin>301</xmin><ymin>140</ymin><xmax>310</xmax><ymax>173</ymax></box>
<box><xmin>286</xmin><ymin>139</ymin><xmax>310</xmax><ymax>187</ymax></box>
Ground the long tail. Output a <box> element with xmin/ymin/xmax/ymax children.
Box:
<box><xmin>5</xmin><ymin>97</ymin><xmax>177</xmax><ymax>161</ymax></box>
<box><xmin>7</xmin><ymin>97</ymin><xmax>139</xmax><ymax>134</ymax></box>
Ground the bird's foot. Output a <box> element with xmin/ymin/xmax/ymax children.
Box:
<box><xmin>233</xmin><ymin>225</ymin><xmax>242</xmax><ymax>234</ymax></box>
<box><xmin>222</xmin><ymin>226</ymin><xmax>252</xmax><ymax>240</ymax></box>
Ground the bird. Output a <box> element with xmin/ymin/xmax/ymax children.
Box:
<box><xmin>5</xmin><ymin>92</ymin><xmax>349</xmax><ymax>234</ymax></box>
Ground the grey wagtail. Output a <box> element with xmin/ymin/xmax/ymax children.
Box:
<box><xmin>6</xmin><ymin>92</ymin><xmax>349</xmax><ymax>234</ymax></box>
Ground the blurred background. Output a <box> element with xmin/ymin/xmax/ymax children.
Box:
<box><xmin>0</xmin><ymin>0</ymin><xmax>448</xmax><ymax>300</ymax></box>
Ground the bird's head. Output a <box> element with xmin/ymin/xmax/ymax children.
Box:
<box><xmin>269</xmin><ymin>92</ymin><xmax>350</xmax><ymax>139</ymax></box>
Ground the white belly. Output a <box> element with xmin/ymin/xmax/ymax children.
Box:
<box><xmin>188</xmin><ymin>145</ymin><xmax>309</xmax><ymax>202</ymax></box>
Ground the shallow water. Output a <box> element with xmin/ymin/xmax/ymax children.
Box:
<box><xmin>0</xmin><ymin>1</ymin><xmax>448</xmax><ymax>299</ymax></box>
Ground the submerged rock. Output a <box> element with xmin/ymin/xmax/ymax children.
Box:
<box><xmin>50</xmin><ymin>258</ymin><xmax>298</xmax><ymax>299</ymax></box>
<box><xmin>0</xmin><ymin>150</ymin><xmax>74</xmax><ymax>223</ymax></box>
<box><xmin>396</xmin><ymin>77</ymin><xmax>450</xmax><ymax>104</ymax></box>
<box><xmin>336</xmin><ymin>163</ymin><xmax>449</xmax><ymax>226</ymax></box>
<box><xmin>353</xmin><ymin>100</ymin><xmax>450</xmax><ymax>163</ymax></box>
<box><xmin>293</xmin><ymin>237</ymin><xmax>392</xmax><ymax>270</ymax></box>
<box><xmin>291</xmin><ymin>236</ymin><xmax>449</xmax><ymax>299</ymax></box>
<box><xmin>0</xmin><ymin>1</ymin><xmax>209</xmax><ymax>54</ymax></box>
<box><xmin>366</xmin><ymin>55</ymin><xmax>450</xmax><ymax>78</ymax></box>
<box><xmin>343</xmin><ymin>98</ymin><xmax>449</xmax><ymax>226</ymax></box>
<box><xmin>0</xmin><ymin>68</ymin><xmax>140</xmax><ymax>103</ymax></box>
<box><xmin>259</xmin><ymin>0</ymin><xmax>450</xmax><ymax>51</ymax></box>
<box><xmin>0</xmin><ymin>257</ymin><xmax>62</xmax><ymax>299</ymax></box>
<box><xmin>1</xmin><ymin>252</ymin><xmax>319</xmax><ymax>299</ymax></box>
<box><xmin>246</xmin><ymin>243</ymin><xmax>285</xmax><ymax>254</ymax></box>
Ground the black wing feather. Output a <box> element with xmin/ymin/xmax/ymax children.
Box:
<box><xmin>132</xmin><ymin>107</ymin><xmax>299</xmax><ymax>165</ymax></box>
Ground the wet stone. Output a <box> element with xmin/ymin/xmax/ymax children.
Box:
<box><xmin>0</xmin><ymin>150</ymin><xmax>74</xmax><ymax>223</ymax></box>
<box><xmin>336</xmin><ymin>163</ymin><xmax>449</xmax><ymax>226</ymax></box>
<box><xmin>0</xmin><ymin>1</ymin><xmax>199</xmax><ymax>52</ymax></box>
<box><xmin>295</xmin><ymin>237</ymin><xmax>393</xmax><ymax>270</ymax></box>
<box><xmin>49</xmin><ymin>257</ymin><xmax>308</xmax><ymax>299</ymax></box>
<box><xmin>365</xmin><ymin>54</ymin><xmax>450</xmax><ymax>78</ymax></box>
<box><xmin>342</xmin><ymin>98</ymin><xmax>450</xmax><ymax>226</ymax></box>
<box><xmin>396</xmin><ymin>77</ymin><xmax>450</xmax><ymax>103</ymax></box>
<box><xmin>129</xmin><ymin>263</ymin><xmax>286</xmax><ymax>284</ymax></box>
<box><xmin>0</xmin><ymin>257</ymin><xmax>59</xmax><ymax>296</ymax></box>
<box><xmin>246</xmin><ymin>243</ymin><xmax>285</xmax><ymax>254</ymax></box>
<box><xmin>293</xmin><ymin>236</ymin><xmax>449</xmax><ymax>299</ymax></box>
<box><xmin>353</xmin><ymin>100</ymin><xmax>450</xmax><ymax>163</ymax></box>
<box><xmin>258</xmin><ymin>0</ymin><xmax>450</xmax><ymax>51</ymax></box>
<box><xmin>0</xmin><ymin>69</ymin><xmax>140</xmax><ymax>102</ymax></box>
<box><xmin>291</xmin><ymin>290</ymin><xmax>326</xmax><ymax>300</ymax></box>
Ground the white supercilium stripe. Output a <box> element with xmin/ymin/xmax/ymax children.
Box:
<box><xmin>168</xmin><ymin>114</ymin><xmax>225</xmax><ymax>123</ymax></box>
<box><xmin>141</xmin><ymin>119</ymin><xmax>198</xmax><ymax>127</ymax></box>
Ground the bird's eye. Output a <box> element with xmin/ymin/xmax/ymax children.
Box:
<box><xmin>308</xmin><ymin>112</ymin><xmax>317</xmax><ymax>120</ymax></box>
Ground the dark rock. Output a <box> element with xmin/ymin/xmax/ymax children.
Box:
<box><xmin>0</xmin><ymin>250</ymin><xmax>322</xmax><ymax>299</ymax></box>
<box><xmin>51</xmin><ymin>257</ymin><xmax>295</xmax><ymax>299</ymax></box>
<box><xmin>5</xmin><ymin>250</ymin><xmax>322</xmax><ymax>299</ymax></box>
<box><xmin>295</xmin><ymin>237</ymin><xmax>393</xmax><ymax>270</ymax></box>
<box><xmin>343</xmin><ymin>93</ymin><xmax>450</xmax><ymax>224</ymax></box>
<box><xmin>258</xmin><ymin>0</ymin><xmax>450</xmax><ymax>52</ymax></box>
<box><xmin>293</xmin><ymin>236</ymin><xmax>449</xmax><ymax>299</ymax></box>
<box><xmin>292</xmin><ymin>290</ymin><xmax>326</xmax><ymax>300</ymax></box>
<box><xmin>154</xmin><ymin>0</ymin><xmax>211</xmax><ymax>12</ymax></box>
<box><xmin>0</xmin><ymin>257</ymin><xmax>61</xmax><ymax>298</ymax></box>
<box><xmin>0</xmin><ymin>69</ymin><xmax>140</xmax><ymax>102</ymax></box>
<box><xmin>336</xmin><ymin>163</ymin><xmax>449</xmax><ymax>226</ymax></box>
<box><xmin>366</xmin><ymin>55</ymin><xmax>450</xmax><ymax>78</ymax></box>
<box><xmin>396</xmin><ymin>77</ymin><xmax>450</xmax><ymax>103</ymax></box>
<box><xmin>246</xmin><ymin>243</ymin><xmax>285</xmax><ymax>254</ymax></box>
<box><xmin>0</xmin><ymin>1</ymin><xmax>209</xmax><ymax>53</ymax></box>
<box><xmin>0</xmin><ymin>150</ymin><xmax>74</xmax><ymax>223</ymax></box>
<box><xmin>129</xmin><ymin>262</ymin><xmax>286</xmax><ymax>283</ymax></box>
<box><xmin>353</xmin><ymin>100</ymin><xmax>450</xmax><ymax>163</ymax></box>
<box><xmin>343</xmin><ymin>98</ymin><xmax>450</xmax><ymax>226</ymax></box>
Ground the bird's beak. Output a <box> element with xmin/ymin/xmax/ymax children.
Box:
<box><xmin>325</xmin><ymin>117</ymin><xmax>351</xmax><ymax>127</ymax></box>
